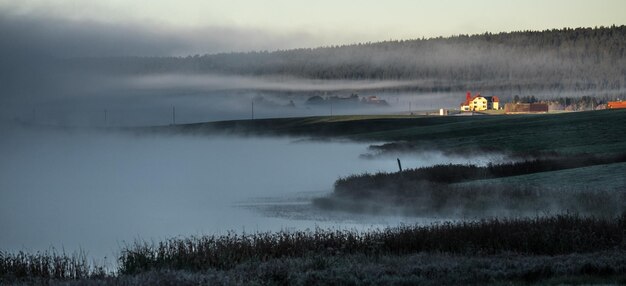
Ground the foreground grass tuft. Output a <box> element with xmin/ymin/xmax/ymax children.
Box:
<box><xmin>0</xmin><ymin>249</ymin><xmax>107</xmax><ymax>283</ymax></box>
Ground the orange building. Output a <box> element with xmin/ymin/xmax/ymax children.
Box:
<box><xmin>607</xmin><ymin>101</ymin><xmax>626</xmax><ymax>109</ymax></box>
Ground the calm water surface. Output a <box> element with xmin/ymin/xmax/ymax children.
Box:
<box><xmin>0</xmin><ymin>127</ymin><xmax>503</xmax><ymax>259</ymax></box>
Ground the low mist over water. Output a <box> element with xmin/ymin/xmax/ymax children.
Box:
<box><xmin>3</xmin><ymin>87</ymin><xmax>463</xmax><ymax>127</ymax></box>
<box><xmin>0</xmin><ymin>126</ymin><xmax>502</xmax><ymax>259</ymax></box>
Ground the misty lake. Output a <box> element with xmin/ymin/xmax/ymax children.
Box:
<box><xmin>0</xmin><ymin>127</ymin><xmax>504</xmax><ymax>261</ymax></box>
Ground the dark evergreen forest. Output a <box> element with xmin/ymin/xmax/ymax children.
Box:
<box><xmin>68</xmin><ymin>26</ymin><xmax>626</xmax><ymax>93</ymax></box>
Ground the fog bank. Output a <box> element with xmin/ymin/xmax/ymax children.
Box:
<box><xmin>0</xmin><ymin>127</ymin><xmax>503</xmax><ymax>259</ymax></box>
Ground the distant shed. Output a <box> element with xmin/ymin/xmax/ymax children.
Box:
<box><xmin>608</xmin><ymin>101</ymin><xmax>626</xmax><ymax>109</ymax></box>
<box><xmin>504</xmin><ymin>103</ymin><xmax>549</xmax><ymax>113</ymax></box>
<box><xmin>529</xmin><ymin>103</ymin><xmax>549</xmax><ymax>112</ymax></box>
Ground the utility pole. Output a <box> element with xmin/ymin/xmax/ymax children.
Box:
<box><xmin>172</xmin><ymin>106</ymin><xmax>176</xmax><ymax>125</ymax></box>
<box><xmin>591</xmin><ymin>99</ymin><xmax>595</xmax><ymax>111</ymax></box>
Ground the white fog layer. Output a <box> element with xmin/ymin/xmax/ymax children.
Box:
<box><xmin>0</xmin><ymin>127</ymin><xmax>503</xmax><ymax>259</ymax></box>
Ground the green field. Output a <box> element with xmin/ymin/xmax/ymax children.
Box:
<box><xmin>462</xmin><ymin>162</ymin><xmax>626</xmax><ymax>191</ymax></box>
<box><xmin>165</xmin><ymin>109</ymin><xmax>626</xmax><ymax>154</ymax></box>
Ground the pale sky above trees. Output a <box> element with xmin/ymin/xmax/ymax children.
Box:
<box><xmin>1</xmin><ymin>0</ymin><xmax>625</xmax><ymax>54</ymax></box>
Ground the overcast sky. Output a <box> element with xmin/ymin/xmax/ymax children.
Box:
<box><xmin>1</xmin><ymin>0</ymin><xmax>626</xmax><ymax>56</ymax></box>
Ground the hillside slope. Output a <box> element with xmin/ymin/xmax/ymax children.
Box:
<box><xmin>70</xmin><ymin>26</ymin><xmax>626</xmax><ymax>93</ymax></box>
<box><xmin>162</xmin><ymin>109</ymin><xmax>626</xmax><ymax>154</ymax></box>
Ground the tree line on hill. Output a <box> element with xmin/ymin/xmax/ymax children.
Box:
<box><xmin>66</xmin><ymin>25</ymin><xmax>626</xmax><ymax>94</ymax></box>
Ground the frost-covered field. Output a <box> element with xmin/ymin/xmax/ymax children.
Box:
<box><xmin>5</xmin><ymin>250</ymin><xmax>626</xmax><ymax>285</ymax></box>
<box><xmin>3</xmin><ymin>214</ymin><xmax>625</xmax><ymax>285</ymax></box>
<box><xmin>64</xmin><ymin>251</ymin><xmax>626</xmax><ymax>286</ymax></box>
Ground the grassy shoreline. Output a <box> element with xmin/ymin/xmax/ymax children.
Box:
<box><xmin>3</xmin><ymin>213</ymin><xmax>626</xmax><ymax>285</ymax></box>
<box><xmin>7</xmin><ymin>252</ymin><xmax>626</xmax><ymax>285</ymax></box>
<box><xmin>313</xmin><ymin>153</ymin><xmax>626</xmax><ymax>217</ymax></box>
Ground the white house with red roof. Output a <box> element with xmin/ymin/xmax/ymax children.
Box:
<box><xmin>460</xmin><ymin>92</ymin><xmax>500</xmax><ymax>111</ymax></box>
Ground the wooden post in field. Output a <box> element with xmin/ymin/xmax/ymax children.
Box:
<box><xmin>172</xmin><ymin>106</ymin><xmax>176</xmax><ymax>125</ymax></box>
<box><xmin>397</xmin><ymin>158</ymin><xmax>403</xmax><ymax>172</ymax></box>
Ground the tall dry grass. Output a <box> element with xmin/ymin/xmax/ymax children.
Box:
<box><xmin>0</xmin><ymin>249</ymin><xmax>106</xmax><ymax>281</ymax></box>
<box><xmin>117</xmin><ymin>213</ymin><xmax>626</xmax><ymax>274</ymax></box>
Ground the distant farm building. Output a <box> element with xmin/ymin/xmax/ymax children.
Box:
<box><xmin>361</xmin><ymin>96</ymin><xmax>389</xmax><ymax>106</ymax></box>
<box><xmin>305</xmin><ymin>94</ymin><xmax>388</xmax><ymax>107</ymax></box>
<box><xmin>504</xmin><ymin>103</ymin><xmax>549</xmax><ymax>113</ymax></box>
<box><xmin>460</xmin><ymin>92</ymin><xmax>500</xmax><ymax>111</ymax></box>
<box><xmin>607</xmin><ymin>101</ymin><xmax>626</xmax><ymax>109</ymax></box>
